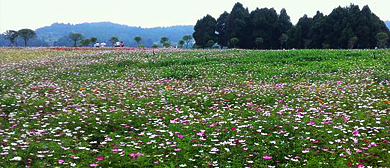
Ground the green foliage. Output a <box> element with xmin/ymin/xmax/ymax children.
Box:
<box><xmin>216</xmin><ymin>11</ymin><xmax>229</xmax><ymax>48</ymax></box>
<box><xmin>134</xmin><ymin>36</ymin><xmax>142</xmax><ymax>45</ymax></box>
<box><xmin>194</xmin><ymin>3</ymin><xmax>390</xmax><ymax>49</ymax></box>
<box><xmin>178</xmin><ymin>40</ymin><xmax>185</xmax><ymax>48</ymax></box>
<box><xmin>18</xmin><ymin>29</ymin><xmax>36</xmax><ymax>47</ymax></box>
<box><xmin>279</xmin><ymin>34</ymin><xmax>288</xmax><ymax>49</ymax></box>
<box><xmin>348</xmin><ymin>37</ymin><xmax>358</xmax><ymax>49</ymax></box>
<box><xmin>68</xmin><ymin>33</ymin><xmax>84</xmax><ymax>47</ymax></box>
<box><xmin>205</xmin><ymin>40</ymin><xmax>215</xmax><ymax>48</ymax></box>
<box><xmin>376</xmin><ymin>32</ymin><xmax>389</xmax><ymax>48</ymax></box>
<box><xmin>90</xmin><ymin>37</ymin><xmax>98</xmax><ymax>45</ymax></box>
<box><xmin>193</xmin><ymin>14</ymin><xmax>217</xmax><ymax>48</ymax></box>
<box><xmin>152</xmin><ymin>44</ymin><xmax>159</xmax><ymax>48</ymax></box>
<box><xmin>225</xmin><ymin>2</ymin><xmax>250</xmax><ymax>48</ymax></box>
<box><xmin>109</xmin><ymin>36</ymin><xmax>119</xmax><ymax>45</ymax></box>
<box><xmin>3</xmin><ymin>30</ymin><xmax>19</xmax><ymax>46</ymax></box>
<box><xmin>80</xmin><ymin>39</ymin><xmax>91</xmax><ymax>46</ymax></box>
<box><xmin>182</xmin><ymin>35</ymin><xmax>193</xmax><ymax>48</ymax></box>
<box><xmin>255</xmin><ymin>37</ymin><xmax>263</xmax><ymax>49</ymax></box>
<box><xmin>160</xmin><ymin>37</ymin><xmax>169</xmax><ymax>47</ymax></box>
<box><xmin>230</xmin><ymin>38</ymin><xmax>239</xmax><ymax>48</ymax></box>
<box><xmin>163</xmin><ymin>41</ymin><xmax>171</xmax><ymax>48</ymax></box>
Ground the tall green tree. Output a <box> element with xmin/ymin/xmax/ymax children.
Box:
<box><xmin>277</xmin><ymin>8</ymin><xmax>293</xmax><ymax>43</ymax></box>
<box><xmin>250</xmin><ymin>7</ymin><xmax>279</xmax><ymax>49</ymax></box>
<box><xmin>178</xmin><ymin>40</ymin><xmax>185</xmax><ymax>48</ymax></box>
<box><xmin>90</xmin><ymin>37</ymin><xmax>98</xmax><ymax>45</ymax></box>
<box><xmin>309</xmin><ymin>11</ymin><xmax>325</xmax><ymax>48</ymax></box>
<box><xmin>279</xmin><ymin>34</ymin><xmax>288</xmax><ymax>49</ymax></box>
<box><xmin>18</xmin><ymin>29</ymin><xmax>36</xmax><ymax>47</ymax></box>
<box><xmin>182</xmin><ymin>35</ymin><xmax>193</xmax><ymax>48</ymax></box>
<box><xmin>134</xmin><ymin>36</ymin><xmax>142</xmax><ymax>45</ymax></box>
<box><xmin>69</xmin><ymin>33</ymin><xmax>84</xmax><ymax>47</ymax></box>
<box><xmin>225</xmin><ymin>2</ymin><xmax>251</xmax><ymax>48</ymax></box>
<box><xmin>296</xmin><ymin>14</ymin><xmax>313</xmax><ymax>48</ymax></box>
<box><xmin>216</xmin><ymin>11</ymin><xmax>229</xmax><ymax>48</ymax></box>
<box><xmin>193</xmin><ymin>14</ymin><xmax>217</xmax><ymax>48</ymax></box>
<box><xmin>160</xmin><ymin>37</ymin><xmax>169</xmax><ymax>47</ymax></box>
<box><xmin>81</xmin><ymin>39</ymin><xmax>91</xmax><ymax>46</ymax></box>
<box><xmin>110</xmin><ymin>36</ymin><xmax>119</xmax><ymax>46</ymax></box>
<box><xmin>3</xmin><ymin>30</ymin><xmax>19</xmax><ymax>46</ymax></box>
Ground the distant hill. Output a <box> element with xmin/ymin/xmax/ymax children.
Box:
<box><xmin>34</xmin><ymin>22</ymin><xmax>194</xmax><ymax>47</ymax></box>
<box><xmin>386</xmin><ymin>21</ymin><xmax>390</xmax><ymax>30</ymax></box>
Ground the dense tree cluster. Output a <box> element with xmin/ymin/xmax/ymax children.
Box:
<box><xmin>193</xmin><ymin>3</ymin><xmax>390</xmax><ymax>49</ymax></box>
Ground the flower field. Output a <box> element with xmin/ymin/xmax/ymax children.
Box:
<box><xmin>0</xmin><ymin>48</ymin><xmax>390</xmax><ymax>167</ymax></box>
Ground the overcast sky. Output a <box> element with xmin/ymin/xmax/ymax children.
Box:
<box><xmin>1</xmin><ymin>0</ymin><xmax>389</xmax><ymax>33</ymax></box>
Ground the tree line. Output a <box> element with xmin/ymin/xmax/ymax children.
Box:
<box><xmin>2</xmin><ymin>29</ymin><xmax>37</xmax><ymax>47</ymax></box>
<box><xmin>193</xmin><ymin>3</ymin><xmax>390</xmax><ymax>49</ymax></box>
<box><xmin>2</xmin><ymin>29</ymin><xmax>193</xmax><ymax>48</ymax></box>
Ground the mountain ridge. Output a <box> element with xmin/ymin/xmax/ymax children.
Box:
<box><xmin>35</xmin><ymin>22</ymin><xmax>194</xmax><ymax>46</ymax></box>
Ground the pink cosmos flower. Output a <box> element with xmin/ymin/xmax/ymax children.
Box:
<box><xmin>352</xmin><ymin>130</ymin><xmax>359</xmax><ymax>136</ymax></box>
<box><xmin>177</xmin><ymin>134</ymin><xmax>184</xmax><ymax>139</ymax></box>
<box><xmin>90</xmin><ymin>163</ymin><xmax>99</xmax><ymax>167</ymax></box>
<box><xmin>174</xmin><ymin>148</ymin><xmax>181</xmax><ymax>152</ymax></box>
<box><xmin>111</xmin><ymin>149</ymin><xmax>118</xmax><ymax>152</ymax></box>
<box><xmin>311</xmin><ymin>140</ymin><xmax>320</xmax><ymax>143</ymax></box>
<box><xmin>58</xmin><ymin>160</ymin><xmax>64</xmax><ymax>164</ymax></box>
<box><xmin>196</xmin><ymin>130</ymin><xmax>205</xmax><ymax>136</ymax></box>
<box><xmin>97</xmin><ymin>156</ymin><xmax>105</xmax><ymax>161</ymax></box>
<box><xmin>263</xmin><ymin>156</ymin><xmax>272</xmax><ymax>159</ymax></box>
<box><xmin>130</xmin><ymin>152</ymin><xmax>143</xmax><ymax>160</ymax></box>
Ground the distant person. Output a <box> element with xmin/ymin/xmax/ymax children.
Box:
<box><xmin>120</xmin><ymin>41</ymin><xmax>125</xmax><ymax>47</ymax></box>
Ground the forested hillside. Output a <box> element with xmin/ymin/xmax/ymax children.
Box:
<box><xmin>194</xmin><ymin>3</ymin><xmax>390</xmax><ymax>49</ymax></box>
<box><xmin>0</xmin><ymin>22</ymin><xmax>194</xmax><ymax>47</ymax></box>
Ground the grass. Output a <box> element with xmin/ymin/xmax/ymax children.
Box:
<box><xmin>0</xmin><ymin>48</ymin><xmax>389</xmax><ymax>167</ymax></box>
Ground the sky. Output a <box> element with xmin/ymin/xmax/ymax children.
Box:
<box><xmin>1</xmin><ymin>0</ymin><xmax>389</xmax><ymax>33</ymax></box>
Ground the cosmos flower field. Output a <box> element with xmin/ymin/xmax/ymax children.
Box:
<box><xmin>0</xmin><ymin>48</ymin><xmax>389</xmax><ymax>167</ymax></box>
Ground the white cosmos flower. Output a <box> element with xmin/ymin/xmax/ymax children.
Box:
<box><xmin>10</xmin><ymin>156</ymin><xmax>22</xmax><ymax>161</ymax></box>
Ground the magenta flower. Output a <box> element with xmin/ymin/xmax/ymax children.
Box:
<box><xmin>177</xmin><ymin>134</ymin><xmax>184</xmax><ymax>139</ymax></box>
<box><xmin>196</xmin><ymin>130</ymin><xmax>205</xmax><ymax>136</ymax></box>
<box><xmin>352</xmin><ymin>130</ymin><xmax>359</xmax><ymax>136</ymax></box>
<box><xmin>90</xmin><ymin>163</ymin><xmax>99</xmax><ymax>167</ymax></box>
<box><xmin>174</xmin><ymin>148</ymin><xmax>181</xmax><ymax>152</ymax></box>
<box><xmin>130</xmin><ymin>152</ymin><xmax>143</xmax><ymax>160</ymax></box>
<box><xmin>97</xmin><ymin>156</ymin><xmax>105</xmax><ymax>161</ymax></box>
<box><xmin>246</xmin><ymin>102</ymin><xmax>253</xmax><ymax>107</ymax></box>
<box><xmin>263</xmin><ymin>156</ymin><xmax>272</xmax><ymax>159</ymax></box>
<box><xmin>58</xmin><ymin>159</ymin><xmax>64</xmax><ymax>164</ymax></box>
<box><xmin>111</xmin><ymin>149</ymin><xmax>118</xmax><ymax>152</ymax></box>
<box><xmin>311</xmin><ymin>140</ymin><xmax>320</xmax><ymax>143</ymax></box>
